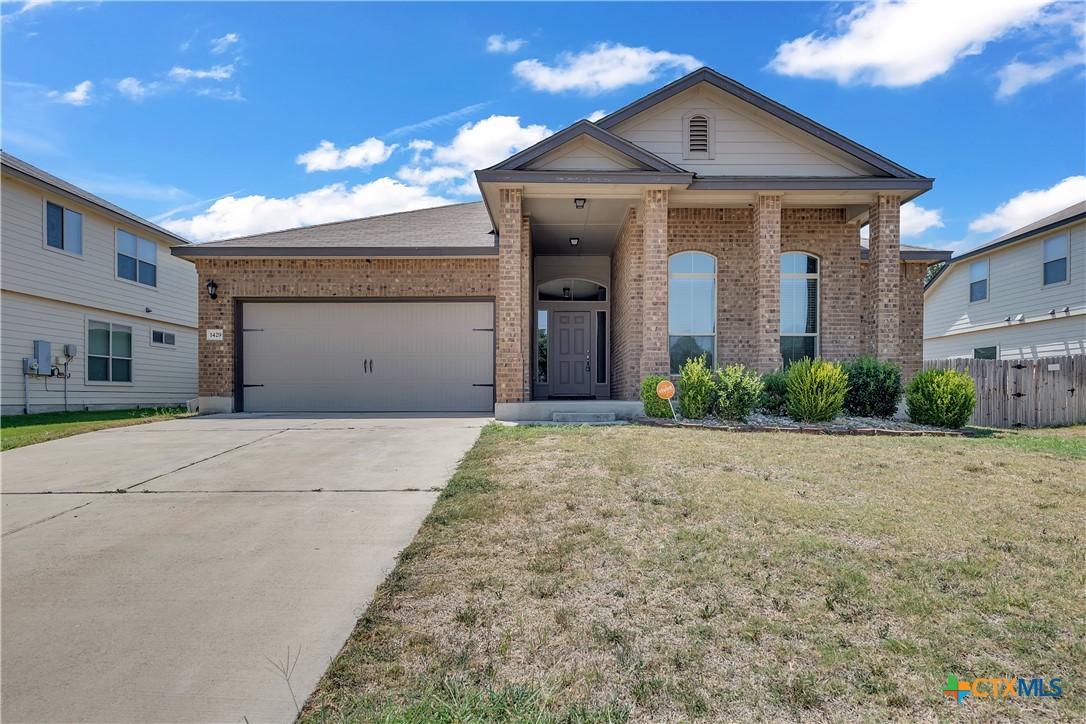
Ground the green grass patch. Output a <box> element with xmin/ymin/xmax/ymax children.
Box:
<box><xmin>0</xmin><ymin>407</ymin><xmax>191</xmax><ymax>450</ymax></box>
<box><xmin>968</xmin><ymin>424</ymin><xmax>1086</xmax><ymax>458</ymax></box>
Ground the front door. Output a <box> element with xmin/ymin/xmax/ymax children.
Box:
<box><xmin>550</xmin><ymin>310</ymin><xmax>594</xmax><ymax>397</ymax></box>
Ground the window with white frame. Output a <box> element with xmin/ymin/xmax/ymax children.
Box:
<box><xmin>969</xmin><ymin>259</ymin><xmax>988</xmax><ymax>302</ymax></box>
<box><xmin>1043</xmin><ymin>234</ymin><xmax>1069</xmax><ymax>285</ymax></box>
<box><xmin>117</xmin><ymin>229</ymin><xmax>157</xmax><ymax>287</ymax></box>
<box><xmin>45</xmin><ymin>201</ymin><xmax>83</xmax><ymax>255</ymax></box>
<box><xmin>668</xmin><ymin>252</ymin><xmax>716</xmax><ymax>373</ymax></box>
<box><xmin>88</xmin><ymin>321</ymin><xmax>132</xmax><ymax>382</ymax></box>
<box><xmin>780</xmin><ymin>252</ymin><xmax>819</xmax><ymax>366</ymax></box>
<box><xmin>151</xmin><ymin>330</ymin><xmax>176</xmax><ymax>347</ymax></box>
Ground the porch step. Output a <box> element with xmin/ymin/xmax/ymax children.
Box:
<box><xmin>552</xmin><ymin>411</ymin><xmax>616</xmax><ymax>424</ymax></box>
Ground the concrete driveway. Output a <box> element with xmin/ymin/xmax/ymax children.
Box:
<box><xmin>1</xmin><ymin>413</ymin><xmax>487</xmax><ymax>723</ymax></box>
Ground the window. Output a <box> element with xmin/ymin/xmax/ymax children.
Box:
<box><xmin>1043</xmin><ymin>234</ymin><xmax>1068</xmax><ymax>285</ymax></box>
<box><xmin>682</xmin><ymin>111</ymin><xmax>714</xmax><ymax>160</ymax></box>
<box><xmin>88</xmin><ymin>321</ymin><xmax>132</xmax><ymax>382</ymax></box>
<box><xmin>537</xmin><ymin>278</ymin><xmax>606</xmax><ymax>301</ymax></box>
<box><xmin>969</xmin><ymin>259</ymin><xmax>988</xmax><ymax>302</ymax></box>
<box><xmin>780</xmin><ymin>252</ymin><xmax>819</xmax><ymax>366</ymax></box>
<box><xmin>668</xmin><ymin>252</ymin><xmax>716</xmax><ymax>373</ymax></box>
<box><xmin>151</xmin><ymin>330</ymin><xmax>176</xmax><ymax>347</ymax></box>
<box><xmin>45</xmin><ymin>201</ymin><xmax>83</xmax><ymax>255</ymax></box>
<box><xmin>973</xmin><ymin>346</ymin><xmax>997</xmax><ymax>360</ymax></box>
<box><xmin>536</xmin><ymin>311</ymin><xmax>548</xmax><ymax>383</ymax></box>
<box><xmin>117</xmin><ymin>229</ymin><xmax>157</xmax><ymax>286</ymax></box>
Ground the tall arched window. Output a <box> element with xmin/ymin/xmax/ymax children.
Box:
<box><xmin>668</xmin><ymin>252</ymin><xmax>716</xmax><ymax>373</ymax></box>
<box><xmin>780</xmin><ymin>252</ymin><xmax>819</xmax><ymax>365</ymax></box>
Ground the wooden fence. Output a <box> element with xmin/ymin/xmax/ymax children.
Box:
<box><xmin>924</xmin><ymin>355</ymin><xmax>1085</xmax><ymax>428</ymax></box>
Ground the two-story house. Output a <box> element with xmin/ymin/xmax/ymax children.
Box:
<box><xmin>924</xmin><ymin>202</ymin><xmax>1085</xmax><ymax>361</ymax></box>
<box><xmin>1</xmin><ymin>152</ymin><xmax>198</xmax><ymax>414</ymax></box>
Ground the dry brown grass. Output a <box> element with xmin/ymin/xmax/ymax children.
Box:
<box><xmin>302</xmin><ymin>424</ymin><xmax>1085</xmax><ymax>723</ymax></box>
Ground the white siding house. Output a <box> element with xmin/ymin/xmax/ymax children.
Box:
<box><xmin>1</xmin><ymin>153</ymin><xmax>198</xmax><ymax>414</ymax></box>
<box><xmin>924</xmin><ymin>202</ymin><xmax>1086</xmax><ymax>360</ymax></box>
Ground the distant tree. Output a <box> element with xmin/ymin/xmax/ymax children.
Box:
<box><xmin>925</xmin><ymin>261</ymin><xmax>948</xmax><ymax>285</ymax></box>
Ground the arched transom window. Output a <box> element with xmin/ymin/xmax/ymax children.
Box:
<box><xmin>780</xmin><ymin>252</ymin><xmax>819</xmax><ymax>365</ymax></box>
<box><xmin>668</xmin><ymin>252</ymin><xmax>716</xmax><ymax>373</ymax></box>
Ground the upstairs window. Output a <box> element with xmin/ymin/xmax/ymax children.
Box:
<box><xmin>117</xmin><ymin>229</ymin><xmax>157</xmax><ymax>287</ymax></box>
<box><xmin>45</xmin><ymin>201</ymin><xmax>83</xmax><ymax>255</ymax></box>
<box><xmin>683</xmin><ymin>112</ymin><xmax>715</xmax><ymax>160</ymax></box>
<box><xmin>969</xmin><ymin>259</ymin><xmax>988</xmax><ymax>302</ymax></box>
<box><xmin>1043</xmin><ymin>234</ymin><xmax>1068</xmax><ymax>286</ymax></box>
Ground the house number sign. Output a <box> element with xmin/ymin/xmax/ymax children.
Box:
<box><xmin>206</xmin><ymin>329</ymin><xmax>225</xmax><ymax>341</ymax></box>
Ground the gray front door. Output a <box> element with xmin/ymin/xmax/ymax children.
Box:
<box><xmin>551</xmin><ymin>310</ymin><xmax>593</xmax><ymax>396</ymax></box>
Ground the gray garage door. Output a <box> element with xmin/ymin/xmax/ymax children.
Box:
<box><xmin>241</xmin><ymin>302</ymin><xmax>494</xmax><ymax>412</ymax></box>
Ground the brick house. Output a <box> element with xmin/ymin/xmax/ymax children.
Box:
<box><xmin>173</xmin><ymin>68</ymin><xmax>949</xmax><ymax>418</ymax></box>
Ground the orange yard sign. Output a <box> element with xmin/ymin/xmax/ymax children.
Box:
<box><xmin>656</xmin><ymin>379</ymin><xmax>675</xmax><ymax>400</ymax></box>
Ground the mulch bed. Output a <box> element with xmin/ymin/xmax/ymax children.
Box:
<box><xmin>633</xmin><ymin>414</ymin><xmax>971</xmax><ymax>437</ymax></box>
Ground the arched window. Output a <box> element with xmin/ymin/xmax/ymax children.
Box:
<box><xmin>780</xmin><ymin>252</ymin><xmax>819</xmax><ymax>365</ymax></box>
<box><xmin>668</xmin><ymin>252</ymin><xmax>716</xmax><ymax>373</ymax></box>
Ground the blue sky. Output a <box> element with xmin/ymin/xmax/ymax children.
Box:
<box><xmin>2</xmin><ymin>1</ymin><xmax>1084</xmax><ymax>253</ymax></box>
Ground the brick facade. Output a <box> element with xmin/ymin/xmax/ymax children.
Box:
<box><xmin>610</xmin><ymin>207</ymin><xmax>644</xmax><ymax>400</ymax></box>
<box><xmin>495</xmin><ymin>188</ymin><xmax>525</xmax><ymax>404</ymax></box>
<box><xmin>868</xmin><ymin>194</ymin><xmax>902</xmax><ymax>362</ymax></box>
<box><xmin>639</xmin><ymin>189</ymin><xmax>670</xmax><ymax>379</ymax></box>
<box><xmin>191</xmin><ymin>257</ymin><xmax>498</xmax><ymax>402</ymax></box>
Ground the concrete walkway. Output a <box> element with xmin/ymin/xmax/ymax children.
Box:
<box><xmin>1</xmin><ymin>413</ymin><xmax>487</xmax><ymax>723</ymax></box>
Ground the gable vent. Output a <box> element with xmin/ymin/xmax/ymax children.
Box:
<box><xmin>688</xmin><ymin>115</ymin><xmax>710</xmax><ymax>154</ymax></box>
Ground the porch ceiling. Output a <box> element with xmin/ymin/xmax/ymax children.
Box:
<box><xmin>524</xmin><ymin>196</ymin><xmax>635</xmax><ymax>255</ymax></box>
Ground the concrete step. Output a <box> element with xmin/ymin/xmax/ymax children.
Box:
<box><xmin>552</xmin><ymin>411</ymin><xmax>616</xmax><ymax>423</ymax></box>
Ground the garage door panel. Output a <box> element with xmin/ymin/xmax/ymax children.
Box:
<box><xmin>241</xmin><ymin>302</ymin><xmax>493</xmax><ymax>412</ymax></box>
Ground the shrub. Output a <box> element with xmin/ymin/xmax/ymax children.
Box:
<box><xmin>759</xmin><ymin>369</ymin><xmax>790</xmax><ymax>415</ymax></box>
<box><xmin>677</xmin><ymin>355</ymin><xmax>716</xmax><ymax>419</ymax></box>
<box><xmin>785</xmin><ymin>358</ymin><xmax>849</xmax><ymax>422</ymax></box>
<box><xmin>841</xmin><ymin>356</ymin><xmax>903</xmax><ymax>418</ymax></box>
<box><xmin>905</xmin><ymin>368</ymin><xmax>976</xmax><ymax>428</ymax></box>
<box><xmin>715</xmin><ymin>363</ymin><xmax>764</xmax><ymax>422</ymax></box>
<box><xmin>639</xmin><ymin>375</ymin><xmax>674</xmax><ymax>419</ymax></box>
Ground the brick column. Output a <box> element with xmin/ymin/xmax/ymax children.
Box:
<box><xmin>521</xmin><ymin>214</ymin><xmax>533</xmax><ymax>400</ymax></box>
<box><xmin>869</xmin><ymin>194</ymin><xmax>901</xmax><ymax>362</ymax></box>
<box><xmin>496</xmin><ymin>188</ymin><xmax>525</xmax><ymax>403</ymax></box>
<box><xmin>753</xmin><ymin>194</ymin><xmax>782</xmax><ymax>372</ymax></box>
<box><xmin>639</xmin><ymin>188</ymin><xmax>669</xmax><ymax>378</ymax></box>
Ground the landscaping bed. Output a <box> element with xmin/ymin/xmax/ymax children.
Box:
<box><xmin>635</xmin><ymin>411</ymin><xmax>971</xmax><ymax>436</ymax></box>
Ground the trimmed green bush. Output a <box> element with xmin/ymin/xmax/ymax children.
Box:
<box><xmin>841</xmin><ymin>356</ymin><xmax>903</xmax><ymax>418</ymax></box>
<box><xmin>785</xmin><ymin>358</ymin><xmax>849</xmax><ymax>422</ymax></box>
<box><xmin>677</xmin><ymin>355</ymin><xmax>716</xmax><ymax>419</ymax></box>
<box><xmin>715</xmin><ymin>363</ymin><xmax>764</xmax><ymax>422</ymax></box>
<box><xmin>905</xmin><ymin>368</ymin><xmax>976</xmax><ymax>428</ymax></box>
<box><xmin>639</xmin><ymin>375</ymin><xmax>674</xmax><ymax>418</ymax></box>
<box><xmin>759</xmin><ymin>369</ymin><xmax>790</xmax><ymax>415</ymax></box>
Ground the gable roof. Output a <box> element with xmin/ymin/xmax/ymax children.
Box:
<box><xmin>595</xmin><ymin>67</ymin><xmax>923</xmax><ymax>180</ymax></box>
<box><xmin>1</xmin><ymin>151</ymin><xmax>192</xmax><ymax>245</ymax></box>
<box><xmin>925</xmin><ymin>201</ymin><xmax>1086</xmax><ymax>289</ymax></box>
<box><xmin>172</xmin><ymin>201</ymin><xmax>497</xmax><ymax>258</ymax></box>
<box><xmin>485</xmin><ymin>119</ymin><xmax>687</xmax><ymax>174</ymax></box>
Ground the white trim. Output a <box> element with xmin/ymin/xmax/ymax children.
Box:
<box><xmin>84</xmin><ymin>315</ymin><xmax>135</xmax><ymax>386</ymax></box>
<box><xmin>41</xmin><ymin>197</ymin><xmax>84</xmax><ymax>258</ymax></box>
<box><xmin>968</xmin><ymin>258</ymin><xmax>989</xmax><ymax>304</ymax></box>
<box><xmin>1041</xmin><ymin>231</ymin><xmax>1070</xmax><ymax>288</ymax></box>
<box><xmin>149</xmin><ymin>328</ymin><xmax>177</xmax><ymax>349</ymax></box>
<box><xmin>114</xmin><ymin>226</ymin><xmax>160</xmax><ymax>291</ymax></box>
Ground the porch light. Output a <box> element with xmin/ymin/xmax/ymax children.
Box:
<box><xmin>563</xmin><ymin>287</ymin><xmax>571</xmax><ymax>299</ymax></box>
<box><xmin>206</xmin><ymin>279</ymin><xmax>218</xmax><ymax>299</ymax></box>
<box><xmin>574</xmin><ymin>198</ymin><xmax>586</xmax><ymax>209</ymax></box>
<box><xmin>569</xmin><ymin>237</ymin><xmax>579</xmax><ymax>247</ymax></box>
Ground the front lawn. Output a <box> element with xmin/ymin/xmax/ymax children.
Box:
<box><xmin>304</xmin><ymin>424</ymin><xmax>1084</xmax><ymax>722</ymax></box>
<box><xmin>0</xmin><ymin>407</ymin><xmax>191</xmax><ymax>451</ymax></box>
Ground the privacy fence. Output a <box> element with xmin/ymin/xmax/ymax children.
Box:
<box><xmin>923</xmin><ymin>355</ymin><xmax>1085</xmax><ymax>428</ymax></box>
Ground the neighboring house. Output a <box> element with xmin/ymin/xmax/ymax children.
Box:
<box><xmin>172</xmin><ymin>67</ymin><xmax>949</xmax><ymax>418</ymax></box>
<box><xmin>1</xmin><ymin>152</ymin><xmax>198</xmax><ymax>414</ymax></box>
<box><xmin>924</xmin><ymin>202</ymin><xmax>1086</xmax><ymax>361</ymax></box>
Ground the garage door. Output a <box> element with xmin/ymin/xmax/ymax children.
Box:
<box><xmin>241</xmin><ymin>302</ymin><xmax>494</xmax><ymax>412</ymax></box>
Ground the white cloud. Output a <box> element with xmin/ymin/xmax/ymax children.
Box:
<box><xmin>900</xmin><ymin>202</ymin><xmax>944</xmax><ymax>237</ymax></box>
<box><xmin>47</xmin><ymin>80</ymin><xmax>93</xmax><ymax>105</ymax></box>
<box><xmin>397</xmin><ymin>115</ymin><xmax>551</xmax><ymax>195</ymax></box>
<box><xmin>969</xmin><ymin>176</ymin><xmax>1086</xmax><ymax>234</ymax></box>
<box><xmin>168</xmin><ymin>64</ymin><xmax>234</xmax><ymax>82</ymax></box>
<box><xmin>161</xmin><ymin>179</ymin><xmax>452</xmax><ymax>242</ymax></box>
<box><xmin>586</xmin><ymin>109</ymin><xmax>608</xmax><ymax>122</ymax></box>
<box><xmin>487</xmin><ymin>34</ymin><xmax>526</xmax><ymax>53</ymax></box>
<box><xmin>997</xmin><ymin>50</ymin><xmax>1084</xmax><ymax>96</ymax></box>
<box><xmin>386</xmin><ymin>102</ymin><xmax>490</xmax><ymax>137</ymax></box>
<box><xmin>514</xmin><ymin>43</ymin><xmax>701</xmax><ymax>94</ymax></box>
<box><xmin>769</xmin><ymin>0</ymin><xmax>1052</xmax><ymax>87</ymax></box>
<box><xmin>210</xmin><ymin>32</ymin><xmax>240</xmax><ymax>54</ymax></box>
<box><xmin>117</xmin><ymin>77</ymin><xmax>157</xmax><ymax>101</ymax></box>
<box><xmin>195</xmin><ymin>86</ymin><xmax>245</xmax><ymax>102</ymax></box>
<box><xmin>296</xmin><ymin>138</ymin><xmax>398</xmax><ymax>172</ymax></box>
<box><xmin>2</xmin><ymin>0</ymin><xmax>52</xmax><ymax>25</ymax></box>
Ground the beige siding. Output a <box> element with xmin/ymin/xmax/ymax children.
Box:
<box><xmin>609</xmin><ymin>85</ymin><xmax>875</xmax><ymax>176</ymax></box>
<box><xmin>1</xmin><ymin>291</ymin><xmax>198</xmax><ymax>414</ymax></box>
<box><xmin>924</xmin><ymin>315</ymin><xmax>1086</xmax><ymax>360</ymax></box>
<box><xmin>925</xmin><ymin>221</ymin><xmax>1086</xmax><ymax>343</ymax></box>
<box><xmin>1</xmin><ymin>175</ymin><xmax>198</xmax><ymax>329</ymax></box>
<box><xmin>525</xmin><ymin>137</ymin><xmax>644</xmax><ymax>171</ymax></box>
